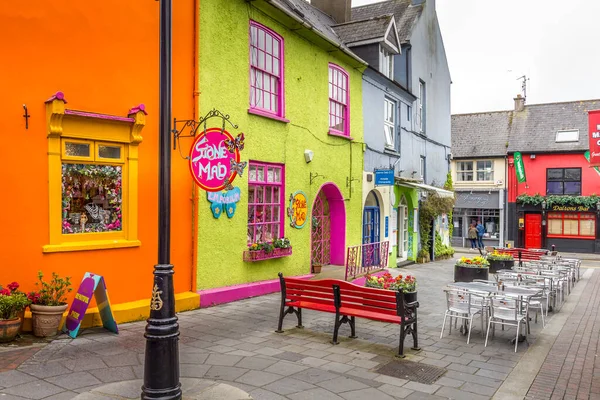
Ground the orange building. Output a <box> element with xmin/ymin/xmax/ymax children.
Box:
<box><xmin>0</xmin><ymin>1</ymin><xmax>199</xmax><ymax>328</ymax></box>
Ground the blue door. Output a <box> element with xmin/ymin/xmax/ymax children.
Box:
<box><xmin>363</xmin><ymin>192</ymin><xmax>381</xmax><ymax>266</ymax></box>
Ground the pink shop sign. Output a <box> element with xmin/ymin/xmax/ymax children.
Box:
<box><xmin>188</xmin><ymin>128</ymin><xmax>246</xmax><ymax>192</ymax></box>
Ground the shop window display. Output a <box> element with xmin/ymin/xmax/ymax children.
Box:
<box><xmin>548</xmin><ymin>212</ymin><xmax>595</xmax><ymax>238</ymax></box>
<box><xmin>248</xmin><ymin>162</ymin><xmax>283</xmax><ymax>243</ymax></box>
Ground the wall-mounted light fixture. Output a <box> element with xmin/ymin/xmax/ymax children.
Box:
<box><xmin>304</xmin><ymin>149</ymin><xmax>314</xmax><ymax>163</ymax></box>
<box><xmin>530</xmin><ymin>154</ymin><xmax>536</xmax><ymax>159</ymax></box>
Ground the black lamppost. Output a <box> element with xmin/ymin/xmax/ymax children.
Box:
<box><xmin>141</xmin><ymin>0</ymin><xmax>181</xmax><ymax>398</ymax></box>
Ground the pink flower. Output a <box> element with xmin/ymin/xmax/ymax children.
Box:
<box><xmin>7</xmin><ymin>282</ymin><xmax>19</xmax><ymax>292</ymax></box>
<box><xmin>0</xmin><ymin>288</ymin><xmax>10</xmax><ymax>296</ymax></box>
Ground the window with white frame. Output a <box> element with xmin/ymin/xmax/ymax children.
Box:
<box><xmin>456</xmin><ymin>161</ymin><xmax>474</xmax><ymax>181</ymax></box>
<box><xmin>420</xmin><ymin>156</ymin><xmax>426</xmax><ymax>181</ymax></box>
<box><xmin>328</xmin><ymin>64</ymin><xmax>350</xmax><ymax>136</ymax></box>
<box><xmin>384</xmin><ymin>98</ymin><xmax>395</xmax><ymax>149</ymax></box>
<box><xmin>476</xmin><ymin>160</ymin><xmax>494</xmax><ymax>181</ymax></box>
<box><xmin>379</xmin><ymin>46</ymin><xmax>394</xmax><ymax>79</ymax></box>
<box><xmin>419</xmin><ymin>80</ymin><xmax>426</xmax><ymax>133</ymax></box>
<box><xmin>555</xmin><ymin>130</ymin><xmax>579</xmax><ymax>143</ymax></box>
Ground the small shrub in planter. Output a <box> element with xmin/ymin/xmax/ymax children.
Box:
<box><xmin>28</xmin><ymin>271</ymin><xmax>72</xmax><ymax>338</ymax></box>
<box><xmin>454</xmin><ymin>256</ymin><xmax>489</xmax><ymax>282</ymax></box>
<box><xmin>365</xmin><ymin>273</ymin><xmax>418</xmax><ymax>303</ymax></box>
<box><xmin>0</xmin><ymin>282</ymin><xmax>30</xmax><ymax>343</ymax></box>
<box><xmin>486</xmin><ymin>251</ymin><xmax>515</xmax><ymax>273</ymax></box>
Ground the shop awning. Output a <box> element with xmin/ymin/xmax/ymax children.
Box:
<box><xmin>395</xmin><ymin>179</ymin><xmax>454</xmax><ymax>198</ymax></box>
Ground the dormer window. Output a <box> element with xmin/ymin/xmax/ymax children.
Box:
<box><xmin>379</xmin><ymin>46</ymin><xmax>394</xmax><ymax>79</ymax></box>
<box><xmin>555</xmin><ymin>130</ymin><xmax>579</xmax><ymax>142</ymax></box>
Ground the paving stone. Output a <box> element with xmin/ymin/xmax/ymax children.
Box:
<box><xmin>254</xmin><ymin>347</ymin><xmax>285</xmax><ymax>357</ymax></box>
<box><xmin>262</xmin><ymin>377</ymin><xmax>317</xmax><ymax>395</ymax></box>
<box><xmin>42</xmin><ymin>392</ymin><xmax>78</xmax><ymax>400</ymax></box>
<box><xmin>60</xmin><ymin>357</ymin><xmax>107</xmax><ymax>372</ymax></box>
<box><xmin>420</xmin><ymin>358</ymin><xmax>451</xmax><ymax>368</ymax></box>
<box><xmin>0</xmin><ymin>370</ymin><xmax>38</xmax><ymax>388</ymax></box>
<box><xmin>292</xmin><ymin>368</ymin><xmax>340</xmax><ymax>384</ymax></box>
<box><xmin>435</xmin><ymin>386</ymin><xmax>491</xmax><ymax>400</ymax></box>
<box><xmin>180</xmin><ymin>364</ymin><xmax>210</xmax><ymax>378</ymax></box>
<box><xmin>273</xmin><ymin>352</ymin><xmax>307</xmax><ymax>362</ymax></box>
<box><xmin>204</xmin><ymin>353</ymin><xmax>243</xmax><ymax>367</ymax></box>
<box><xmin>347</xmin><ymin>358</ymin><xmax>380</xmax><ymax>369</ymax></box>
<box><xmin>300</xmin><ymin>357</ymin><xmax>330</xmax><ymax>368</ymax></box>
<box><xmin>475</xmin><ymin>368</ymin><xmax>509</xmax><ymax>380</ymax></box>
<box><xmin>316</xmin><ymin>376</ymin><xmax>370</xmax><ymax>393</ymax></box>
<box><xmin>88</xmin><ymin>366</ymin><xmax>135</xmax><ymax>383</ymax></box>
<box><xmin>46</xmin><ymin>371</ymin><xmax>102</xmax><ymax>390</ymax></box>
<box><xmin>461</xmin><ymin>382</ymin><xmax>498</xmax><ymax>396</ymax></box>
<box><xmin>339</xmin><ymin>387</ymin><xmax>396</xmax><ymax>400</ymax></box>
<box><xmin>434</xmin><ymin>376</ymin><xmax>464</xmax><ymax>388</ymax></box>
<box><xmin>249</xmin><ymin>388</ymin><xmax>287</xmax><ymax>400</ymax></box>
<box><xmin>377</xmin><ymin>384</ymin><xmax>414</xmax><ymax>398</ymax></box>
<box><xmin>2</xmin><ymin>380</ymin><xmax>64</xmax><ymax>400</ymax></box>
<box><xmin>443</xmin><ymin>371</ymin><xmax>502</xmax><ymax>388</ymax></box>
<box><xmin>236</xmin><ymin>370</ymin><xmax>282</xmax><ymax>387</ymax></box>
<box><xmin>321</xmin><ymin>362</ymin><xmax>355</xmax><ymax>374</ymax></box>
<box><xmin>280</xmin><ymin>345</ymin><xmax>310</xmax><ymax>353</ymax></box>
<box><xmin>345</xmin><ymin>367</ymin><xmax>380</xmax><ymax>381</ymax></box>
<box><xmin>374</xmin><ymin>375</ymin><xmax>408</xmax><ymax>387</ymax></box>
<box><xmin>446</xmin><ymin>363</ymin><xmax>479</xmax><ymax>374</ymax></box>
<box><xmin>288</xmin><ymin>387</ymin><xmax>345</xmax><ymax>400</ymax></box>
<box><xmin>302</xmin><ymin>349</ymin><xmax>331</xmax><ymax>358</ymax></box>
<box><xmin>101</xmin><ymin>352</ymin><xmax>140</xmax><ymax>368</ymax></box>
<box><xmin>327</xmin><ymin>346</ymin><xmax>356</xmax><ymax>355</ymax></box>
<box><xmin>468</xmin><ymin>360</ymin><xmax>512</xmax><ymax>374</ymax></box>
<box><xmin>204</xmin><ymin>365</ymin><xmax>248</xmax><ymax>381</ymax></box>
<box><xmin>324</xmin><ymin>354</ymin><xmax>354</xmax><ymax>364</ymax></box>
<box><xmin>17</xmin><ymin>362</ymin><xmax>72</xmax><ymax>379</ymax></box>
<box><xmin>235</xmin><ymin>356</ymin><xmax>279</xmax><ymax>370</ymax></box>
<box><xmin>403</xmin><ymin>381</ymin><xmax>440</xmax><ymax>395</ymax></box>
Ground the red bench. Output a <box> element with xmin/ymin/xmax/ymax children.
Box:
<box><xmin>276</xmin><ymin>273</ymin><xmax>419</xmax><ymax>357</ymax></box>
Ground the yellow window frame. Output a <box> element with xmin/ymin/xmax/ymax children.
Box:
<box><xmin>44</xmin><ymin>95</ymin><xmax>145</xmax><ymax>253</ymax></box>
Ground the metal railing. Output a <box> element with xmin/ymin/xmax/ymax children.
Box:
<box><xmin>345</xmin><ymin>241</ymin><xmax>390</xmax><ymax>281</ymax></box>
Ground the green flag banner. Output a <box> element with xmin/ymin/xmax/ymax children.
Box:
<box><xmin>514</xmin><ymin>152</ymin><xmax>527</xmax><ymax>183</ymax></box>
<box><xmin>584</xmin><ymin>151</ymin><xmax>600</xmax><ymax>177</ymax></box>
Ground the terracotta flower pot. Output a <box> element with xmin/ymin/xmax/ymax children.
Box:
<box><xmin>17</xmin><ymin>309</ymin><xmax>25</xmax><ymax>334</ymax></box>
<box><xmin>0</xmin><ymin>318</ymin><xmax>22</xmax><ymax>343</ymax></box>
<box><xmin>30</xmin><ymin>304</ymin><xmax>68</xmax><ymax>338</ymax></box>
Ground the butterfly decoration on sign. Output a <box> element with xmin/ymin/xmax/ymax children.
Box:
<box><xmin>230</xmin><ymin>159</ymin><xmax>248</xmax><ymax>177</ymax></box>
<box><xmin>225</xmin><ymin>133</ymin><xmax>245</xmax><ymax>153</ymax></box>
<box><xmin>207</xmin><ymin>187</ymin><xmax>241</xmax><ymax>219</ymax></box>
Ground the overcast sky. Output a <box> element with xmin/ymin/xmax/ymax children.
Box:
<box><xmin>353</xmin><ymin>0</ymin><xmax>600</xmax><ymax>114</ymax></box>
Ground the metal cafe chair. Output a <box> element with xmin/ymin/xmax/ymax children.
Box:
<box><xmin>440</xmin><ymin>289</ymin><xmax>487</xmax><ymax>345</ymax></box>
<box><xmin>485</xmin><ymin>294</ymin><xmax>530</xmax><ymax>352</ymax></box>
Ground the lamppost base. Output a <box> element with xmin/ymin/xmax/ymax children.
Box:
<box><xmin>71</xmin><ymin>379</ymin><xmax>252</xmax><ymax>399</ymax></box>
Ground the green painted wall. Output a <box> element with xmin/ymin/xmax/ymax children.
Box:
<box><xmin>390</xmin><ymin>186</ymin><xmax>419</xmax><ymax>262</ymax></box>
<box><xmin>196</xmin><ymin>0</ymin><xmax>365</xmax><ymax>289</ymax></box>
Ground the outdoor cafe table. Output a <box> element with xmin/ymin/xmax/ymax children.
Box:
<box><xmin>448</xmin><ymin>282</ymin><xmax>542</xmax><ymax>342</ymax></box>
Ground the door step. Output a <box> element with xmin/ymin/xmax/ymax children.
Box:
<box><xmin>396</xmin><ymin>260</ymin><xmax>415</xmax><ymax>268</ymax></box>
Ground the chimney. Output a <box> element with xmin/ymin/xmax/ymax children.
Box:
<box><xmin>311</xmin><ymin>0</ymin><xmax>352</xmax><ymax>24</ymax></box>
<box><xmin>514</xmin><ymin>94</ymin><xmax>525</xmax><ymax>112</ymax></box>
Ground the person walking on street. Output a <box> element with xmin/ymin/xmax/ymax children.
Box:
<box><xmin>468</xmin><ymin>223</ymin><xmax>478</xmax><ymax>250</ymax></box>
<box><xmin>476</xmin><ymin>220</ymin><xmax>485</xmax><ymax>249</ymax></box>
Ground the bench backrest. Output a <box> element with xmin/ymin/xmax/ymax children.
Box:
<box><xmin>332</xmin><ymin>280</ymin><xmax>402</xmax><ymax>317</ymax></box>
<box><xmin>279</xmin><ymin>275</ymin><xmax>338</xmax><ymax>307</ymax></box>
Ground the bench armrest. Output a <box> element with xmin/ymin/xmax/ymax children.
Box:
<box><xmin>405</xmin><ymin>301</ymin><xmax>419</xmax><ymax>310</ymax></box>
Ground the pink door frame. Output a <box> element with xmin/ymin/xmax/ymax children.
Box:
<box><xmin>311</xmin><ymin>182</ymin><xmax>346</xmax><ymax>265</ymax></box>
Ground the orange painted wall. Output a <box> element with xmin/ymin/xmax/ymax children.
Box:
<box><xmin>0</xmin><ymin>1</ymin><xmax>196</xmax><ymax>304</ymax></box>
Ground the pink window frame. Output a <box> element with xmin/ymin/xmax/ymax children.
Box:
<box><xmin>328</xmin><ymin>63</ymin><xmax>351</xmax><ymax>138</ymax></box>
<box><xmin>248</xmin><ymin>21</ymin><xmax>286</xmax><ymax>119</ymax></box>
<box><xmin>247</xmin><ymin>161</ymin><xmax>285</xmax><ymax>244</ymax></box>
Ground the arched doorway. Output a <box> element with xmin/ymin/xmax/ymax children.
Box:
<box><xmin>398</xmin><ymin>196</ymin><xmax>409</xmax><ymax>259</ymax></box>
<box><xmin>363</xmin><ymin>191</ymin><xmax>381</xmax><ymax>266</ymax></box>
<box><xmin>311</xmin><ymin>183</ymin><xmax>346</xmax><ymax>267</ymax></box>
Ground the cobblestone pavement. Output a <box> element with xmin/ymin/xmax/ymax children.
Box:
<box><xmin>525</xmin><ymin>269</ymin><xmax>600</xmax><ymax>400</ymax></box>
<box><xmin>0</xmin><ymin>259</ymin><xmax>587</xmax><ymax>400</ymax></box>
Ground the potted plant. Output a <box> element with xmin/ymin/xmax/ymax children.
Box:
<box><xmin>365</xmin><ymin>273</ymin><xmax>418</xmax><ymax>303</ymax></box>
<box><xmin>454</xmin><ymin>256</ymin><xmax>490</xmax><ymax>283</ymax></box>
<box><xmin>487</xmin><ymin>250</ymin><xmax>515</xmax><ymax>273</ymax></box>
<box><xmin>28</xmin><ymin>271</ymin><xmax>72</xmax><ymax>338</ymax></box>
<box><xmin>273</xmin><ymin>238</ymin><xmax>292</xmax><ymax>257</ymax></box>
<box><xmin>311</xmin><ymin>262</ymin><xmax>322</xmax><ymax>274</ymax></box>
<box><xmin>0</xmin><ymin>283</ymin><xmax>30</xmax><ymax>342</ymax></box>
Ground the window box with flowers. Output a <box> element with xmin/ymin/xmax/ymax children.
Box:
<box><xmin>454</xmin><ymin>257</ymin><xmax>490</xmax><ymax>282</ymax></box>
<box><xmin>365</xmin><ymin>273</ymin><xmax>418</xmax><ymax>303</ymax></box>
<box><xmin>244</xmin><ymin>238</ymin><xmax>292</xmax><ymax>262</ymax></box>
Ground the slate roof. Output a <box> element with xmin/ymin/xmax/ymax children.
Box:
<box><xmin>351</xmin><ymin>0</ymin><xmax>424</xmax><ymax>43</ymax></box>
<box><xmin>332</xmin><ymin>14</ymin><xmax>393</xmax><ymax>45</ymax></box>
<box><xmin>452</xmin><ymin>99</ymin><xmax>600</xmax><ymax>158</ymax></box>
<box><xmin>451</xmin><ymin>111</ymin><xmax>511</xmax><ymax>158</ymax></box>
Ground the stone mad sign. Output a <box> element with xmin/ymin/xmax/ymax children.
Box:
<box><xmin>189</xmin><ymin>128</ymin><xmax>246</xmax><ymax>192</ymax></box>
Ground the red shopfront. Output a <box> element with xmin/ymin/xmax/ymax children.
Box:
<box><xmin>507</xmin><ymin>153</ymin><xmax>600</xmax><ymax>253</ymax></box>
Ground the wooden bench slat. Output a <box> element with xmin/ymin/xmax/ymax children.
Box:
<box><xmin>339</xmin><ymin>306</ymin><xmax>403</xmax><ymax>324</ymax></box>
<box><xmin>338</xmin><ymin>294</ymin><xmax>398</xmax><ymax>311</ymax></box>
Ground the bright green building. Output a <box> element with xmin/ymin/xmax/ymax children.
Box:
<box><xmin>195</xmin><ymin>0</ymin><xmax>366</xmax><ymax>302</ymax></box>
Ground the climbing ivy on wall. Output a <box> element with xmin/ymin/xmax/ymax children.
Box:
<box><xmin>443</xmin><ymin>172</ymin><xmax>454</xmax><ymax>238</ymax></box>
<box><xmin>418</xmin><ymin>192</ymin><xmax>455</xmax><ymax>253</ymax></box>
